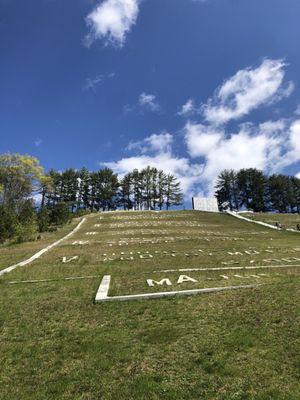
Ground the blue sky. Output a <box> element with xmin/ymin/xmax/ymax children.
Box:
<box><xmin>1</xmin><ymin>0</ymin><xmax>300</xmax><ymax>198</ymax></box>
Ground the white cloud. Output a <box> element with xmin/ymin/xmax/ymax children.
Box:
<box><xmin>184</xmin><ymin>119</ymin><xmax>300</xmax><ymax>195</ymax></box>
<box><xmin>106</xmin><ymin>57</ymin><xmax>299</xmax><ymax>197</ymax></box>
<box><xmin>103</xmin><ymin>117</ymin><xmax>300</xmax><ymax>198</ymax></box>
<box><xmin>123</xmin><ymin>93</ymin><xmax>161</xmax><ymax>114</ymax></box>
<box><xmin>85</xmin><ymin>0</ymin><xmax>140</xmax><ymax>47</ymax></box>
<box><xmin>185</xmin><ymin>122</ymin><xmax>223</xmax><ymax>158</ymax></box>
<box><xmin>203</xmin><ymin>59</ymin><xmax>294</xmax><ymax>125</ymax></box>
<box><xmin>295</xmin><ymin>104</ymin><xmax>300</xmax><ymax>116</ymax></box>
<box><xmin>138</xmin><ymin>93</ymin><xmax>160</xmax><ymax>112</ymax></box>
<box><xmin>178</xmin><ymin>99</ymin><xmax>197</xmax><ymax>117</ymax></box>
<box><xmin>83</xmin><ymin>72</ymin><xmax>115</xmax><ymax>91</ymax></box>
<box><xmin>275</xmin><ymin>119</ymin><xmax>300</xmax><ymax>170</ymax></box>
<box><xmin>104</xmin><ymin>132</ymin><xmax>203</xmax><ymax>195</ymax></box>
<box><xmin>104</xmin><ymin>153</ymin><xmax>203</xmax><ymax>195</ymax></box>
<box><xmin>127</xmin><ymin>132</ymin><xmax>173</xmax><ymax>153</ymax></box>
<box><xmin>34</xmin><ymin>138</ymin><xmax>42</xmax><ymax>147</ymax></box>
<box><xmin>296</xmin><ymin>172</ymin><xmax>300</xmax><ymax>179</ymax></box>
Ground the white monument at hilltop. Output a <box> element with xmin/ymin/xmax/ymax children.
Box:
<box><xmin>192</xmin><ymin>197</ymin><xmax>219</xmax><ymax>212</ymax></box>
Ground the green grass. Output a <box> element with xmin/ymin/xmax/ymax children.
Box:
<box><xmin>242</xmin><ymin>212</ymin><xmax>300</xmax><ymax>230</ymax></box>
<box><xmin>0</xmin><ymin>218</ymin><xmax>80</xmax><ymax>270</ymax></box>
<box><xmin>0</xmin><ymin>211</ymin><xmax>299</xmax><ymax>399</ymax></box>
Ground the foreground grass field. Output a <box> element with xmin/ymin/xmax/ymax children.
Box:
<box><xmin>0</xmin><ymin>211</ymin><xmax>299</xmax><ymax>399</ymax></box>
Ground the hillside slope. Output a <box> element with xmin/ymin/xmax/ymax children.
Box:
<box><xmin>0</xmin><ymin>211</ymin><xmax>299</xmax><ymax>399</ymax></box>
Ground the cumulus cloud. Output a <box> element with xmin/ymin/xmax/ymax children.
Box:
<box><xmin>138</xmin><ymin>93</ymin><xmax>160</xmax><ymax>112</ymax></box>
<box><xmin>105</xmin><ymin>58</ymin><xmax>299</xmax><ymax>198</ymax></box>
<box><xmin>85</xmin><ymin>0</ymin><xmax>140</xmax><ymax>47</ymax></box>
<box><xmin>104</xmin><ymin>132</ymin><xmax>203</xmax><ymax>195</ymax></box>
<box><xmin>184</xmin><ymin>118</ymin><xmax>300</xmax><ymax>194</ymax></box>
<box><xmin>178</xmin><ymin>99</ymin><xmax>197</xmax><ymax>117</ymax></box>
<box><xmin>185</xmin><ymin>122</ymin><xmax>223</xmax><ymax>158</ymax></box>
<box><xmin>203</xmin><ymin>59</ymin><xmax>294</xmax><ymax>125</ymax></box>
<box><xmin>275</xmin><ymin>119</ymin><xmax>300</xmax><ymax>170</ymax></box>
<box><xmin>104</xmin><ymin>153</ymin><xmax>203</xmax><ymax>194</ymax></box>
<box><xmin>127</xmin><ymin>132</ymin><xmax>173</xmax><ymax>153</ymax></box>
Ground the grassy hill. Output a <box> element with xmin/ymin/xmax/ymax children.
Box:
<box><xmin>0</xmin><ymin>211</ymin><xmax>299</xmax><ymax>399</ymax></box>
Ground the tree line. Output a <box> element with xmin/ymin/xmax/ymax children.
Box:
<box><xmin>0</xmin><ymin>153</ymin><xmax>183</xmax><ymax>244</ymax></box>
<box><xmin>215</xmin><ymin>168</ymin><xmax>300</xmax><ymax>213</ymax></box>
<box><xmin>43</xmin><ymin>166</ymin><xmax>183</xmax><ymax>212</ymax></box>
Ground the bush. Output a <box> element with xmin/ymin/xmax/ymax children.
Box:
<box><xmin>0</xmin><ymin>205</ymin><xmax>17</xmax><ymax>243</ymax></box>
<box><xmin>50</xmin><ymin>202</ymin><xmax>72</xmax><ymax>225</ymax></box>
<box><xmin>37</xmin><ymin>207</ymin><xmax>51</xmax><ymax>232</ymax></box>
<box><xmin>13</xmin><ymin>221</ymin><xmax>38</xmax><ymax>244</ymax></box>
<box><xmin>18</xmin><ymin>200</ymin><xmax>37</xmax><ymax>224</ymax></box>
<box><xmin>13</xmin><ymin>200</ymin><xmax>38</xmax><ymax>243</ymax></box>
<box><xmin>73</xmin><ymin>208</ymin><xmax>91</xmax><ymax>218</ymax></box>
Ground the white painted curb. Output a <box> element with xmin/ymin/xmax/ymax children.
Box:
<box><xmin>154</xmin><ymin>264</ymin><xmax>300</xmax><ymax>273</ymax></box>
<box><xmin>226</xmin><ymin>211</ymin><xmax>300</xmax><ymax>232</ymax></box>
<box><xmin>0</xmin><ymin>217</ymin><xmax>86</xmax><ymax>277</ymax></box>
<box><xmin>94</xmin><ymin>275</ymin><xmax>259</xmax><ymax>302</ymax></box>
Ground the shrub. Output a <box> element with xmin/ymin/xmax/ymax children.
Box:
<box><xmin>50</xmin><ymin>202</ymin><xmax>72</xmax><ymax>225</ymax></box>
<box><xmin>13</xmin><ymin>221</ymin><xmax>38</xmax><ymax>243</ymax></box>
<box><xmin>37</xmin><ymin>207</ymin><xmax>51</xmax><ymax>232</ymax></box>
<box><xmin>0</xmin><ymin>205</ymin><xmax>17</xmax><ymax>243</ymax></box>
<box><xmin>73</xmin><ymin>208</ymin><xmax>91</xmax><ymax>218</ymax></box>
<box><xmin>13</xmin><ymin>200</ymin><xmax>38</xmax><ymax>243</ymax></box>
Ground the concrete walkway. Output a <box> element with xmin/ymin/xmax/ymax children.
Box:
<box><xmin>226</xmin><ymin>211</ymin><xmax>300</xmax><ymax>233</ymax></box>
<box><xmin>0</xmin><ymin>217</ymin><xmax>86</xmax><ymax>277</ymax></box>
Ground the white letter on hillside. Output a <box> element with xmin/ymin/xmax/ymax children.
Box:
<box><xmin>147</xmin><ymin>278</ymin><xmax>172</xmax><ymax>287</ymax></box>
<box><xmin>177</xmin><ymin>275</ymin><xmax>198</xmax><ymax>284</ymax></box>
<box><xmin>62</xmin><ymin>256</ymin><xmax>79</xmax><ymax>263</ymax></box>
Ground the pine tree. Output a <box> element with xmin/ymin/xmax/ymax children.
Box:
<box><xmin>215</xmin><ymin>170</ymin><xmax>238</xmax><ymax>211</ymax></box>
<box><xmin>165</xmin><ymin>174</ymin><xmax>183</xmax><ymax>210</ymax></box>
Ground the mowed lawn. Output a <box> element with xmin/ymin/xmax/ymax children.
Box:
<box><xmin>0</xmin><ymin>211</ymin><xmax>299</xmax><ymax>400</ymax></box>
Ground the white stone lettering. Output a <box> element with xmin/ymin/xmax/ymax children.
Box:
<box><xmin>147</xmin><ymin>278</ymin><xmax>172</xmax><ymax>287</ymax></box>
<box><xmin>220</xmin><ymin>275</ymin><xmax>229</xmax><ymax>280</ymax></box>
<box><xmin>177</xmin><ymin>275</ymin><xmax>198</xmax><ymax>284</ymax></box>
<box><xmin>62</xmin><ymin>256</ymin><xmax>78</xmax><ymax>263</ymax></box>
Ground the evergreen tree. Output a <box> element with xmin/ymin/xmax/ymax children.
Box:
<box><xmin>237</xmin><ymin>168</ymin><xmax>267</xmax><ymax>212</ymax></box>
<box><xmin>77</xmin><ymin>167</ymin><xmax>91</xmax><ymax>210</ymax></box>
<box><xmin>165</xmin><ymin>174</ymin><xmax>183</xmax><ymax>210</ymax></box>
<box><xmin>120</xmin><ymin>174</ymin><xmax>132</xmax><ymax>210</ymax></box>
<box><xmin>157</xmin><ymin>170</ymin><xmax>167</xmax><ymax>210</ymax></box>
<box><xmin>215</xmin><ymin>170</ymin><xmax>238</xmax><ymax>211</ymax></box>
<box><xmin>94</xmin><ymin>168</ymin><xmax>119</xmax><ymax>211</ymax></box>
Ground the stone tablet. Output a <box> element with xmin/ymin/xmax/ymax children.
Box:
<box><xmin>192</xmin><ymin>197</ymin><xmax>219</xmax><ymax>212</ymax></box>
